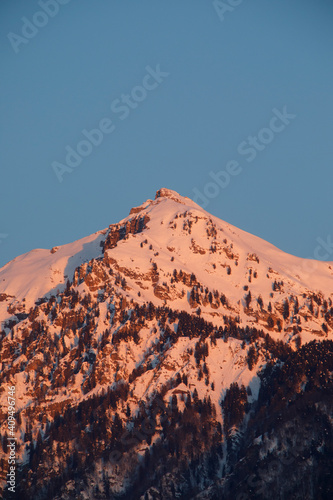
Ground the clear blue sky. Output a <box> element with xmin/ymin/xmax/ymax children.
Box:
<box><xmin>1</xmin><ymin>0</ymin><xmax>333</xmax><ymax>268</ymax></box>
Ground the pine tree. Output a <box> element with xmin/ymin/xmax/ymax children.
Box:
<box><xmin>283</xmin><ymin>299</ymin><xmax>290</xmax><ymax>320</ymax></box>
<box><xmin>245</xmin><ymin>291</ymin><xmax>252</xmax><ymax>309</ymax></box>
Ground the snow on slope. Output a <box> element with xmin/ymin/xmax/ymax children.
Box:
<box><xmin>0</xmin><ymin>188</ymin><xmax>332</xmax><ymax>489</ymax></box>
<box><xmin>116</xmin><ymin>187</ymin><xmax>333</xmax><ymax>296</ymax></box>
<box><xmin>1</xmin><ymin>187</ymin><xmax>332</xmax><ymax>329</ymax></box>
<box><xmin>102</xmin><ymin>188</ymin><xmax>333</xmax><ymax>324</ymax></box>
<box><xmin>0</xmin><ymin>230</ymin><xmax>105</xmax><ymax>317</ymax></box>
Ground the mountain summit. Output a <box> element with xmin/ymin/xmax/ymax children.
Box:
<box><xmin>1</xmin><ymin>188</ymin><xmax>331</xmax><ymax>341</ymax></box>
<box><xmin>0</xmin><ymin>189</ymin><xmax>333</xmax><ymax>499</ymax></box>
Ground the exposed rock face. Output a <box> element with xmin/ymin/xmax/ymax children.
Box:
<box><xmin>0</xmin><ymin>294</ymin><xmax>12</xmax><ymax>302</ymax></box>
<box><xmin>153</xmin><ymin>283</ymin><xmax>170</xmax><ymax>300</ymax></box>
<box><xmin>102</xmin><ymin>214</ymin><xmax>150</xmax><ymax>251</ymax></box>
<box><xmin>129</xmin><ymin>199</ymin><xmax>153</xmax><ymax>215</ymax></box>
<box><xmin>155</xmin><ymin>188</ymin><xmax>187</xmax><ymax>203</ymax></box>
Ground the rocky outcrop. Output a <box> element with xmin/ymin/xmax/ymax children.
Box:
<box><xmin>155</xmin><ymin>188</ymin><xmax>186</xmax><ymax>203</ymax></box>
<box><xmin>102</xmin><ymin>214</ymin><xmax>150</xmax><ymax>251</ymax></box>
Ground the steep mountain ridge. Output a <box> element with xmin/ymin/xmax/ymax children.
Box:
<box><xmin>0</xmin><ymin>188</ymin><xmax>332</xmax><ymax>499</ymax></box>
<box><xmin>1</xmin><ymin>188</ymin><xmax>331</xmax><ymax>333</ymax></box>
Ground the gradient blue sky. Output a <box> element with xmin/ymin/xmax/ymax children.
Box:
<box><xmin>1</xmin><ymin>0</ymin><xmax>333</xmax><ymax>268</ymax></box>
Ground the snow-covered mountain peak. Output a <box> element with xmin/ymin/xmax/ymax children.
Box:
<box><xmin>1</xmin><ymin>187</ymin><xmax>333</xmax><ymax>345</ymax></box>
<box><xmin>1</xmin><ymin>188</ymin><xmax>333</xmax><ymax>500</ymax></box>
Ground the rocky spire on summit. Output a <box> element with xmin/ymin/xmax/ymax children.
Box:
<box><xmin>155</xmin><ymin>188</ymin><xmax>186</xmax><ymax>203</ymax></box>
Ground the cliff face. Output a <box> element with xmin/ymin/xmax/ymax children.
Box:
<box><xmin>0</xmin><ymin>189</ymin><xmax>332</xmax><ymax>499</ymax></box>
<box><xmin>103</xmin><ymin>214</ymin><xmax>150</xmax><ymax>251</ymax></box>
